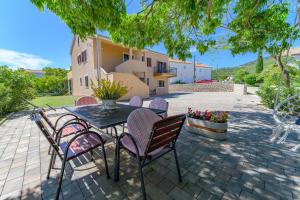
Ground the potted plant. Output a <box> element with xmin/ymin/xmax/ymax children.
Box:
<box><xmin>91</xmin><ymin>79</ymin><xmax>128</xmax><ymax>109</ymax></box>
<box><xmin>185</xmin><ymin>108</ymin><xmax>229</xmax><ymax>140</ymax></box>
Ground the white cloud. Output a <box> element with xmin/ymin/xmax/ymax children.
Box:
<box><xmin>0</xmin><ymin>49</ymin><xmax>52</xmax><ymax>69</ymax></box>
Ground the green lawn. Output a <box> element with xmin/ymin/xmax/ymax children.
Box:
<box><xmin>31</xmin><ymin>95</ymin><xmax>78</xmax><ymax>108</ymax></box>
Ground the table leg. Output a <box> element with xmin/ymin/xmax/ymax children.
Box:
<box><xmin>112</xmin><ymin>126</ymin><xmax>119</xmax><ymax>182</ymax></box>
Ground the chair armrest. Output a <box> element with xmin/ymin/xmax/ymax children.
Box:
<box><xmin>63</xmin><ymin>131</ymin><xmax>106</xmax><ymax>156</ymax></box>
<box><xmin>118</xmin><ymin>132</ymin><xmax>140</xmax><ymax>156</ymax></box>
<box><xmin>54</xmin><ymin>113</ymin><xmax>79</xmax><ymax>130</ymax></box>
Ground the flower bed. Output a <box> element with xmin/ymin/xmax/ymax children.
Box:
<box><xmin>185</xmin><ymin>108</ymin><xmax>229</xmax><ymax>140</ymax></box>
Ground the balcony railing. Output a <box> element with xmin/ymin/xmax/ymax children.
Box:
<box><xmin>154</xmin><ymin>66</ymin><xmax>177</xmax><ymax>77</ymax></box>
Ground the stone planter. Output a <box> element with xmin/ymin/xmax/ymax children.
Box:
<box><xmin>102</xmin><ymin>99</ymin><xmax>117</xmax><ymax>110</ymax></box>
<box><xmin>185</xmin><ymin>116</ymin><xmax>228</xmax><ymax>140</ymax></box>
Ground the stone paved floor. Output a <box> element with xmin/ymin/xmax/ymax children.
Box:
<box><xmin>1</xmin><ymin>92</ymin><xmax>300</xmax><ymax>200</ymax></box>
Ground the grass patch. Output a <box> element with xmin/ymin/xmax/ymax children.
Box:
<box><xmin>31</xmin><ymin>95</ymin><xmax>78</xmax><ymax>108</ymax></box>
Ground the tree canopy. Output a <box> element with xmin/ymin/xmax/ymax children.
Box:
<box><xmin>31</xmin><ymin>0</ymin><xmax>299</xmax><ymax>60</ymax></box>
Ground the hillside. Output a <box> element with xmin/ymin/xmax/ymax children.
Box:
<box><xmin>212</xmin><ymin>57</ymin><xmax>276</xmax><ymax>80</ymax></box>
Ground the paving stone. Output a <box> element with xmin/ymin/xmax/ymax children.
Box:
<box><xmin>169</xmin><ymin>187</ymin><xmax>192</xmax><ymax>200</ymax></box>
<box><xmin>1</xmin><ymin>177</ymin><xmax>23</xmax><ymax>195</ymax></box>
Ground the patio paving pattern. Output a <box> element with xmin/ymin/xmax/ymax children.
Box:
<box><xmin>1</xmin><ymin>92</ymin><xmax>300</xmax><ymax>200</ymax></box>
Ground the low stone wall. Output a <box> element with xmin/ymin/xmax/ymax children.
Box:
<box><xmin>169</xmin><ymin>83</ymin><xmax>234</xmax><ymax>92</ymax></box>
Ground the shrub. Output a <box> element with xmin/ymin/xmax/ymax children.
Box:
<box><xmin>0</xmin><ymin>66</ymin><xmax>36</xmax><ymax>115</ymax></box>
<box><xmin>234</xmin><ymin>69</ymin><xmax>249</xmax><ymax>84</ymax></box>
<box><xmin>34</xmin><ymin>67</ymin><xmax>69</xmax><ymax>95</ymax></box>
<box><xmin>257</xmin><ymin>66</ymin><xmax>298</xmax><ymax>108</ymax></box>
<box><xmin>244</xmin><ymin>74</ymin><xmax>257</xmax><ymax>85</ymax></box>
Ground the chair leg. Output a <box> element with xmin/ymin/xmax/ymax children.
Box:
<box><xmin>52</xmin><ymin>154</ymin><xmax>57</xmax><ymax>168</ymax></box>
<box><xmin>173</xmin><ymin>148</ymin><xmax>182</xmax><ymax>182</ymax></box>
<box><xmin>137</xmin><ymin>158</ymin><xmax>147</xmax><ymax>200</ymax></box>
<box><xmin>48</xmin><ymin>145</ymin><xmax>52</xmax><ymax>155</ymax></box>
<box><xmin>102</xmin><ymin>145</ymin><xmax>110</xmax><ymax>179</ymax></box>
<box><xmin>90</xmin><ymin>149</ymin><xmax>94</xmax><ymax>161</ymax></box>
<box><xmin>114</xmin><ymin>139</ymin><xmax>121</xmax><ymax>181</ymax></box>
<box><xmin>47</xmin><ymin>150</ymin><xmax>55</xmax><ymax>179</ymax></box>
<box><xmin>55</xmin><ymin>158</ymin><xmax>67</xmax><ymax>200</ymax></box>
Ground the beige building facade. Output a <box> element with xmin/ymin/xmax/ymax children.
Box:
<box><xmin>68</xmin><ymin>35</ymin><xmax>176</xmax><ymax>100</ymax></box>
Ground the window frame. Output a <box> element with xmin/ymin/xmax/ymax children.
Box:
<box><xmin>158</xmin><ymin>80</ymin><xmax>165</xmax><ymax>87</ymax></box>
<box><xmin>81</xmin><ymin>50</ymin><xmax>87</xmax><ymax>63</ymax></box>
<box><xmin>77</xmin><ymin>54</ymin><xmax>82</xmax><ymax>65</ymax></box>
<box><xmin>84</xmin><ymin>75</ymin><xmax>89</xmax><ymax>89</ymax></box>
<box><xmin>147</xmin><ymin>57</ymin><xmax>152</xmax><ymax>67</ymax></box>
<box><xmin>123</xmin><ymin>53</ymin><xmax>130</xmax><ymax>62</ymax></box>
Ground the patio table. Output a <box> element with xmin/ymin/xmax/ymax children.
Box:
<box><xmin>63</xmin><ymin>103</ymin><xmax>165</xmax><ymax>137</ymax></box>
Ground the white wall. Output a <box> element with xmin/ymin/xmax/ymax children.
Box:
<box><xmin>169</xmin><ymin>62</ymin><xmax>194</xmax><ymax>84</ymax></box>
<box><xmin>169</xmin><ymin>61</ymin><xmax>212</xmax><ymax>84</ymax></box>
<box><xmin>195</xmin><ymin>67</ymin><xmax>212</xmax><ymax>81</ymax></box>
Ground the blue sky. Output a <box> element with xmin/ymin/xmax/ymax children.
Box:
<box><xmin>0</xmin><ymin>0</ymin><xmax>298</xmax><ymax>69</ymax></box>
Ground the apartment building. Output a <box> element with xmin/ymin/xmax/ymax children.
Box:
<box><xmin>67</xmin><ymin>35</ymin><xmax>176</xmax><ymax>100</ymax></box>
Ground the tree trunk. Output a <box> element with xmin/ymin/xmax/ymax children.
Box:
<box><xmin>276</xmin><ymin>56</ymin><xmax>291</xmax><ymax>88</ymax></box>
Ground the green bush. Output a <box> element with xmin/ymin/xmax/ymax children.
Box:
<box><xmin>257</xmin><ymin>66</ymin><xmax>298</xmax><ymax>108</ymax></box>
<box><xmin>234</xmin><ymin>69</ymin><xmax>249</xmax><ymax>84</ymax></box>
<box><xmin>34</xmin><ymin>67</ymin><xmax>69</xmax><ymax>95</ymax></box>
<box><xmin>244</xmin><ymin>74</ymin><xmax>257</xmax><ymax>85</ymax></box>
<box><xmin>0</xmin><ymin>66</ymin><xmax>36</xmax><ymax>115</ymax></box>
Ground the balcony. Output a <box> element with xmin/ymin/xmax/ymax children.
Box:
<box><xmin>153</xmin><ymin>66</ymin><xmax>177</xmax><ymax>78</ymax></box>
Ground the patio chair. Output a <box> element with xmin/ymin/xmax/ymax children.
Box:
<box><xmin>114</xmin><ymin>108</ymin><xmax>186</xmax><ymax>200</ymax></box>
<box><xmin>149</xmin><ymin>97</ymin><xmax>169</xmax><ymax>118</ymax></box>
<box><xmin>120</xmin><ymin>96</ymin><xmax>144</xmax><ymax>132</ymax></box>
<box><xmin>39</xmin><ymin>110</ymin><xmax>91</xmax><ymax>154</ymax></box>
<box><xmin>129</xmin><ymin>96</ymin><xmax>143</xmax><ymax>107</ymax></box>
<box><xmin>270</xmin><ymin>93</ymin><xmax>300</xmax><ymax>151</ymax></box>
<box><xmin>75</xmin><ymin>96</ymin><xmax>98</xmax><ymax>106</ymax></box>
<box><xmin>34</xmin><ymin>115</ymin><xmax>110</xmax><ymax>200</ymax></box>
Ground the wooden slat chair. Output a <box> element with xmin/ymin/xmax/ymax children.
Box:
<box><xmin>114</xmin><ymin>108</ymin><xmax>186</xmax><ymax>200</ymax></box>
<box><xmin>149</xmin><ymin>97</ymin><xmax>169</xmax><ymax>119</ymax></box>
<box><xmin>34</xmin><ymin>114</ymin><xmax>110</xmax><ymax>200</ymax></box>
<box><xmin>75</xmin><ymin>96</ymin><xmax>98</xmax><ymax>106</ymax></box>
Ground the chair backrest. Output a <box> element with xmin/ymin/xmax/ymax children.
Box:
<box><xmin>39</xmin><ymin>110</ymin><xmax>55</xmax><ymax>131</ymax></box>
<box><xmin>34</xmin><ymin>115</ymin><xmax>61</xmax><ymax>157</ymax></box>
<box><xmin>273</xmin><ymin>93</ymin><xmax>300</xmax><ymax>125</ymax></box>
<box><xmin>149</xmin><ymin>97</ymin><xmax>169</xmax><ymax>118</ymax></box>
<box><xmin>129</xmin><ymin>96</ymin><xmax>143</xmax><ymax>107</ymax></box>
<box><xmin>127</xmin><ymin>108</ymin><xmax>162</xmax><ymax>154</ymax></box>
<box><xmin>75</xmin><ymin>96</ymin><xmax>98</xmax><ymax>106</ymax></box>
<box><xmin>145</xmin><ymin>114</ymin><xmax>186</xmax><ymax>155</ymax></box>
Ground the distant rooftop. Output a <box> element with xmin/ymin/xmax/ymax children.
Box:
<box><xmin>169</xmin><ymin>58</ymin><xmax>209</xmax><ymax>68</ymax></box>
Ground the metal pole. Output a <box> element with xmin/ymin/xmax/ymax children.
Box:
<box><xmin>193</xmin><ymin>56</ymin><xmax>196</xmax><ymax>83</ymax></box>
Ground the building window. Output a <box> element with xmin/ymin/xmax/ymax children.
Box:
<box><xmin>77</xmin><ymin>54</ymin><xmax>81</xmax><ymax>65</ymax></box>
<box><xmin>147</xmin><ymin>57</ymin><xmax>152</xmax><ymax>67</ymax></box>
<box><xmin>80</xmin><ymin>78</ymin><xmax>82</xmax><ymax>86</ymax></box>
<box><xmin>77</xmin><ymin>37</ymin><xmax>80</xmax><ymax>46</ymax></box>
<box><xmin>158</xmin><ymin>80</ymin><xmax>165</xmax><ymax>87</ymax></box>
<box><xmin>142</xmin><ymin>56</ymin><xmax>144</xmax><ymax>62</ymax></box>
<box><xmin>157</xmin><ymin>61</ymin><xmax>167</xmax><ymax>73</ymax></box>
<box><xmin>84</xmin><ymin>76</ymin><xmax>89</xmax><ymax>88</ymax></box>
<box><xmin>146</xmin><ymin>78</ymin><xmax>149</xmax><ymax>86</ymax></box>
<box><xmin>123</xmin><ymin>53</ymin><xmax>129</xmax><ymax>62</ymax></box>
<box><xmin>81</xmin><ymin>50</ymin><xmax>87</xmax><ymax>63</ymax></box>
